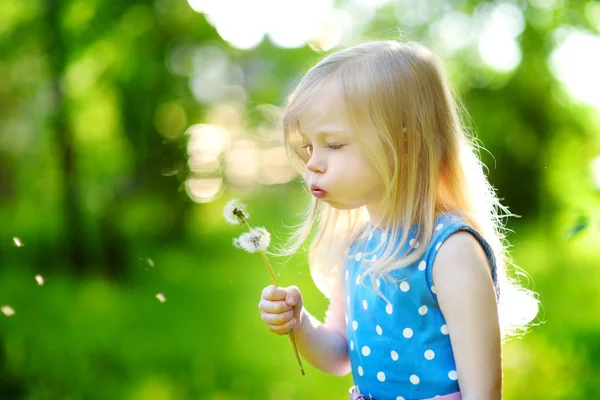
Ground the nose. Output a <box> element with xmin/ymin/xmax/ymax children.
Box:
<box><xmin>306</xmin><ymin>151</ymin><xmax>325</xmax><ymax>174</ymax></box>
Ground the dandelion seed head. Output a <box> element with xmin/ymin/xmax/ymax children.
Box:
<box><xmin>1</xmin><ymin>305</ymin><xmax>15</xmax><ymax>317</ymax></box>
<box><xmin>232</xmin><ymin>227</ymin><xmax>271</xmax><ymax>253</ymax></box>
<box><xmin>223</xmin><ymin>199</ymin><xmax>249</xmax><ymax>225</ymax></box>
<box><xmin>35</xmin><ymin>274</ymin><xmax>44</xmax><ymax>286</ymax></box>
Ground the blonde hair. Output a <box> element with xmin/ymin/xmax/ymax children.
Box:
<box><xmin>275</xmin><ymin>40</ymin><xmax>538</xmax><ymax>339</ymax></box>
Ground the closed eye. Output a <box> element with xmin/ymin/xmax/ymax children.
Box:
<box><xmin>300</xmin><ymin>143</ymin><xmax>345</xmax><ymax>152</ymax></box>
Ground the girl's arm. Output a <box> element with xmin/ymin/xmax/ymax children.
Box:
<box><xmin>290</xmin><ymin>268</ymin><xmax>351</xmax><ymax>376</ymax></box>
<box><xmin>433</xmin><ymin>231</ymin><xmax>503</xmax><ymax>400</ymax></box>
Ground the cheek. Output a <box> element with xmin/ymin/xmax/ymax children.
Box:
<box><xmin>345</xmin><ymin>160</ymin><xmax>385</xmax><ymax>196</ymax></box>
<box><xmin>363</xmin><ymin>173</ymin><xmax>386</xmax><ymax>199</ymax></box>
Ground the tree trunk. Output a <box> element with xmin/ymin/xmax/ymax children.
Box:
<box><xmin>45</xmin><ymin>0</ymin><xmax>87</xmax><ymax>273</ymax></box>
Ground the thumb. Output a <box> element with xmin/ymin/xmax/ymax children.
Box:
<box><xmin>285</xmin><ymin>286</ymin><xmax>303</xmax><ymax>317</ymax></box>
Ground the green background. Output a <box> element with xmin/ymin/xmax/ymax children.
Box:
<box><xmin>1</xmin><ymin>0</ymin><xmax>599</xmax><ymax>399</ymax></box>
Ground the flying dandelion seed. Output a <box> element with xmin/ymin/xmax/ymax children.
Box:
<box><xmin>13</xmin><ymin>237</ymin><xmax>23</xmax><ymax>247</ymax></box>
<box><xmin>156</xmin><ymin>293</ymin><xmax>166</xmax><ymax>303</ymax></box>
<box><xmin>1</xmin><ymin>306</ymin><xmax>15</xmax><ymax>317</ymax></box>
<box><xmin>35</xmin><ymin>275</ymin><xmax>44</xmax><ymax>286</ymax></box>
<box><xmin>147</xmin><ymin>258</ymin><xmax>155</xmax><ymax>268</ymax></box>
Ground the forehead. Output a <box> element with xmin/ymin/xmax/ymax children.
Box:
<box><xmin>296</xmin><ymin>83</ymin><xmax>353</xmax><ymax>137</ymax></box>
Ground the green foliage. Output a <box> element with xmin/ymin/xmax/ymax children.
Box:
<box><xmin>1</xmin><ymin>0</ymin><xmax>599</xmax><ymax>398</ymax></box>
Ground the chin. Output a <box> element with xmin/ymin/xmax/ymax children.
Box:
<box><xmin>322</xmin><ymin>200</ymin><xmax>360</xmax><ymax>211</ymax></box>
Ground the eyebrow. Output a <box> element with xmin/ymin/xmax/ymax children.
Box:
<box><xmin>300</xmin><ymin>130</ymin><xmax>349</xmax><ymax>140</ymax></box>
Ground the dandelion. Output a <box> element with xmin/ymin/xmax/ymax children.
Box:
<box><xmin>223</xmin><ymin>199</ymin><xmax>249</xmax><ymax>225</ymax></box>
<box><xmin>233</xmin><ymin>227</ymin><xmax>271</xmax><ymax>253</ymax></box>
<box><xmin>224</xmin><ymin>199</ymin><xmax>304</xmax><ymax>376</ymax></box>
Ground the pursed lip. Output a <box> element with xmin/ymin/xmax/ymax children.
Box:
<box><xmin>310</xmin><ymin>184</ymin><xmax>327</xmax><ymax>198</ymax></box>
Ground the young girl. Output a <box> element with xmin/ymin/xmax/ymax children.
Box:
<box><xmin>257</xmin><ymin>40</ymin><xmax>538</xmax><ymax>400</ymax></box>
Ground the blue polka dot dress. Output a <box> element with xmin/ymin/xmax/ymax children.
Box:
<box><xmin>343</xmin><ymin>213</ymin><xmax>498</xmax><ymax>400</ymax></box>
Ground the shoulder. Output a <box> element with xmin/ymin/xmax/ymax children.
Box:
<box><xmin>432</xmin><ymin>230</ymin><xmax>493</xmax><ymax>286</ymax></box>
<box><xmin>432</xmin><ymin>230</ymin><xmax>497</xmax><ymax>307</ymax></box>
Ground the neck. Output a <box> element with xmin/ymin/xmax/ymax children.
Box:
<box><xmin>366</xmin><ymin>202</ymin><xmax>444</xmax><ymax>230</ymax></box>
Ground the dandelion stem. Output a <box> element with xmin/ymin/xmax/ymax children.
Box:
<box><xmin>258</xmin><ymin>248</ymin><xmax>305</xmax><ymax>375</ymax></box>
<box><xmin>259</xmin><ymin>250</ymin><xmax>279</xmax><ymax>287</ymax></box>
<box><xmin>231</xmin><ymin>211</ymin><xmax>305</xmax><ymax>375</ymax></box>
<box><xmin>246</xmin><ymin>224</ymin><xmax>304</xmax><ymax>375</ymax></box>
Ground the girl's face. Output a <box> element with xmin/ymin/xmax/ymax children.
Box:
<box><xmin>297</xmin><ymin>86</ymin><xmax>386</xmax><ymax>214</ymax></box>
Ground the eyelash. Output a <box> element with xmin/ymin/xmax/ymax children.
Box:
<box><xmin>301</xmin><ymin>144</ymin><xmax>344</xmax><ymax>150</ymax></box>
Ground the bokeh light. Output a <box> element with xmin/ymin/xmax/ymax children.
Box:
<box><xmin>591</xmin><ymin>155</ymin><xmax>600</xmax><ymax>189</ymax></box>
<box><xmin>549</xmin><ymin>29</ymin><xmax>600</xmax><ymax>108</ymax></box>
<box><xmin>185</xmin><ymin>176</ymin><xmax>223</xmax><ymax>203</ymax></box>
<box><xmin>476</xmin><ymin>3</ymin><xmax>524</xmax><ymax>72</ymax></box>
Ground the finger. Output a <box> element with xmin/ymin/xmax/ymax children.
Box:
<box><xmin>261</xmin><ymin>308</ymin><xmax>294</xmax><ymax>326</ymax></box>
<box><xmin>284</xmin><ymin>286</ymin><xmax>302</xmax><ymax>318</ymax></box>
<box><xmin>262</xmin><ymin>285</ymin><xmax>286</xmax><ymax>301</ymax></box>
<box><xmin>285</xmin><ymin>285</ymin><xmax>301</xmax><ymax>305</ymax></box>
<box><xmin>258</xmin><ymin>299</ymin><xmax>292</xmax><ymax>314</ymax></box>
<box><xmin>267</xmin><ymin>317</ymin><xmax>297</xmax><ymax>335</ymax></box>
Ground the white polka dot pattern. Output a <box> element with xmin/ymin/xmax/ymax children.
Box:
<box><xmin>362</xmin><ymin>346</ymin><xmax>371</xmax><ymax>356</ymax></box>
<box><xmin>342</xmin><ymin>214</ymin><xmax>470</xmax><ymax>398</ymax></box>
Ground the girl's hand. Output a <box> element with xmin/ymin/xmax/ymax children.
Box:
<box><xmin>258</xmin><ymin>285</ymin><xmax>303</xmax><ymax>335</ymax></box>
